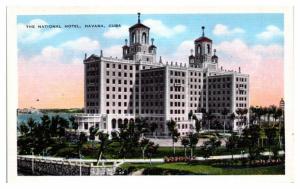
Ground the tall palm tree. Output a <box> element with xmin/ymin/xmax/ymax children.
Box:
<box><xmin>181</xmin><ymin>137</ymin><xmax>189</xmax><ymax>157</ymax></box>
<box><xmin>96</xmin><ymin>131</ymin><xmax>110</xmax><ymax>165</ymax></box>
<box><xmin>228</xmin><ymin>113</ymin><xmax>236</xmax><ymax>131</ymax></box>
<box><xmin>204</xmin><ymin>111</ymin><xmax>214</xmax><ymax>132</ymax></box>
<box><xmin>167</xmin><ymin>120</ymin><xmax>180</xmax><ymax>156</ymax></box>
<box><xmin>221</xmin><ymin>108</ymin><xmax>229</xmax><ymax>134</ymax></box>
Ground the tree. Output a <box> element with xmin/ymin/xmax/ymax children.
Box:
<box><xmin>89</xmin><ymin>126</ymin><xmax>98</xmax><ymax>148</ymax></box>
<box><xmin>145</xmin><ymin>142</ymin><xmax>159</xmax><ymax>165</ymax></box>
<box><xmin>140</xmin><ymin>138</ymin><xmax>150</xmax><ymax>159</ymax></box>
<box><xmin>221</xmin><ymin>108</ymin><xmax>229</xmax><ymax>134</ymax></box>
<box><xmin>58</xmin><ymin>117</ymin><xmax>69</xmax><ymax>138</ymax></box>
<box><xmin>167</xmin><ymin>120</ymin><xmax>180</xmax><ymax>156</ymax></box>
<box><xmin>226</xmin><ymin>133</ymin><xmax>239</xmax><ymax>160</ymax></box>
<box><xmin>240</xmin><ymin>125</ymin><xmax>261</xmax><ymax>161</ymax></box>
<box><xmin>78</xmin><ymin>132</ymin><xmax>87</xmax><ymax>158</ymax></box>
<box><xmin>18</xmin><ymin>122</ymin><xmax>29</xmax><ymax>136</ymax></box>
<box><xmin>69</xmin><ymin>116</ymin><xmax>79</xmax><ymax>133</ymax></box>
<box><xmin>188</xmin><ymin>133</ymin><xmax>199</xmax><ymax>157</ymax></box>
<box><xmin>96</xmin><ymin>131</ymin><xmax>110</xmax><ymax>165</ymax></box>
<box><xmin>181</xmin><ymin>138</ymin><xmax>189</xmax><ymax>157</ymax></box>
<box><xmin>150</xmin><ymin>122</ymin><xmax>158</xmax><ymax>137</ymax></box>
<box><xmin>202</xmin><ymin>137</ymin><xmax>221</xmax><ymax>159</ymax></box>
<box><xmin>264</xmin><ymin>126</ymin><xmax>277</xmax><ymax>159</ymax></box>
<box><xmin>228</xmin><ymin>113</ymin><xmax>236</xmax><ymax>131</ymax></box>
<box><xmin>50</xmin><ymin>115</ymin><xmax>60</xmax><ymax>137</ymax></box>
<box><xmin>27</xmin><ymin>117</ymin><xmax>37</xmax><ymax>133</ymax></box>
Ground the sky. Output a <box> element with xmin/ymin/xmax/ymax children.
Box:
<box><xmin>17</xmin><ymin>13</ymin><xmax>284</xmax><ymax>109</ymax></box>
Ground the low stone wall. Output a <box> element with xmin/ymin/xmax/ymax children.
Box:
<box><xmin>18</xmin><ymin>156</ymin><xmax>115</xmax><ymax>176</ymax></box>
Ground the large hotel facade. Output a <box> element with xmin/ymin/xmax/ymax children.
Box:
<box><xmin>75</xmin><ymin>13</ymin><xmax>250</xmax><ymax>137</ymax></box>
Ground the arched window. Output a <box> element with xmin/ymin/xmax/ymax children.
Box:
<box><xmin>197</xmin><ymin>45</ymin><xmax>202</xmax><ymax>54</ymax></box>
<box><xmin>142</xmin><ymin>32</ymin><xmax>147</xmax><ymax>44</ymax></box>
<box><xmin>112</xmin><ymin>119</ymin><xmax>116</xmax><ymax>129</ymax></box>
<box><xmin>131</xmin><ymin>32</ymin><xmax>136</xmax><ymax>43</ymax></box>
<box><xmin>207</xmin><ymin>44</ymin><xmax>211</xmax><ymax>54</ymax></box>
<box><xmin>124</xmin><ymin>119</ymin><xmax>129</xmax><ymax>126</ymax></box>
<box><xmin>117</xmin><ymin>118</ymin><xmax>123</xmax><ymax>128</ymax></box>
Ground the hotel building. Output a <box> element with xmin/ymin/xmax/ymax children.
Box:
<box><xmin>75</xmin><ymin>13</ymin><xmax>250</xmax><ymax>137</ymax></box>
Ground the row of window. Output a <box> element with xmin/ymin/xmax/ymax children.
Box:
<box><xmin>170</xmin><ymin>94</ymin><xmax>185</xmax><ymax>99</ymax></box>
<box><xmin>170</xmin><ymin>71</ymin><xmax>185</xmax><ymax>77</ymax></box>
<box><xmin>106</xmin><ymin>94</ymin><xmax>133</xmax><ymax>99</ymax></box>
<box><xmin>106</xmin><ymin>109</ymin><xmax>133</xmax><ymax>114</ymax></box>
<box><xmin>141</xmin><ymin>101</ymin><xmax>164</xmax><ymax>106</ymax></box>
<box><xmin>236</xmin><ymin>103</ymin><xmax>247</xmax><ymax>108</ymax></box>
<box><xmin>208</xmin><ymin>97</ymin><xmax>231</xmax><ymax>101</ymax></box>
<box><xmin>106</xmin><ymin>71</ymin><xmax>134</xmax><ymax>78</ymax></box>
<box><xmin>106</xmin><ymin>79</ymin><xmax>134</xmax><ymax>85</ymax></box>
<box><xmin>106</xmin><ymin>86</ymin><xmax>133</xmax><ymax>92</ymax></box>
<box><xmin>236</xmin><ymin>77</ymin><xmax>247</xmax><ymax>82</ymax></box>
<box><xmin>141</xmin><ymin>78</ymin><xmax>164</xmax><ymax>84</ymax></box>
<box><xmin>208</xmin><ymin>84</ymin><xmax>231</xmax><ymax>89</ymax></box>
<box><xmin>86</xmin><ymin>101</ymin><xmax>99</xmax><ymax>106</ymax></box>
<box><xmin>209</xmin><ymin>103</ymin><xmax>231</xmax><ymax>107</ymax></box>
<box><xmin>170</xmin><ymin>109</ymin><xmax>185</xmax><ymax>114</ymax></box>
<box><xmin>106</xmin><ymin>63</ymin><xmax>134</xmax><ymax>70</ymax></box>
<box><xmin>208</xmin><ymin>77</ymin><xmax>231</xmax><ymax>82</ymax></box>
<box><xmin>236</xmin><ymin>97</ymin><xmax>247</xmax><ymax>101</ymax></box>
<box><xmin>170</xmin><ymin>101</ymin><xmax>185</xmax><ymax>107</ymax></box>
<box><xmin>190</xmin><ymin>72</ymin><xmax>204</xmax><ymax>77</ymax></box>
<box><xmin>170</xmin><ymin>86</ymin><xmax>184</xmax><ymax>92</ymax></box>
<box><xmin>190</xmin><ymin>90</ymin><xmax>202</xmax><ymax>96</ymax></box>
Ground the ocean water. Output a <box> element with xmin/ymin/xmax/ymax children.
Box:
<box><xmin>17</xmin><ymin>112</ymin><xmax>75</xmax><ymax>127</ymax></box>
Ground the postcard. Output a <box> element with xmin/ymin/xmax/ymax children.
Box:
<box><xmin>6</xmin><ymin>5</ymin><xmax>294</xmax><ymax>183</ymax></box>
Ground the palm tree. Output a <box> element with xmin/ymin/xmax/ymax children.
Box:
<box><xmin>150</xmin><ymin>122</ymin><xmax>158</xmax><ymax>137</ymax></box>
<box><xmin>167</xmin><ymin>120</ymin><xmax>180</xmax><ymax>156</ymax></box>
<box><xmin>188</xmin><ymin>133</ymin><xmax>199</xmax><ymax>157</ymax></box>
<box><xmin>264</xmin><ymin>126</ymin><xmax>277</xmax><ymax>159</ymax></box>
<box><xmin>181</xmin><ymin>137</ymin><xmax>189</xmax><ymax>157</ymax></box>
<box><xmin>221</xmin><ymin>108</ymin><xmax>229</xmax><ymax>134</ymax></box>
<box><xmin>226</xmin><ymin>133</ymin><xmax>239</xmax><ymax>160</ymax></box>
<box><xmin>69</xmin><ymin>116</ymin><xmax>79</xmax><ymax>133</ymax></box>
<box><xmin>78</xmin><ymin>132</ymin><xmax>87</xmax><ymax>158</ymax></box>
<box><xmin>228</xmin><ymin>113</ymin><xmax>236</xmax><ymax>131</ymax></box>
<box><xmin>268</xmin><ymin>105</ymin><xmax>277</xmax><ymax>126</ymax></box>
<box><xmin>204</xmin><ymin>111</ymin><xmax>214</xmax><ymax>132</ymax></box>
<box><xmin>89</xmin><ymin>126</ymin><xmax>98</xmax><ymax>148</ymax></box>
<box><xmin>96</xmin><ymin>131</ymin><xmax>110</xmax><ymax>165</ymax></box>
<box><xmin>27</xmin><ymin>117</ymin><xmax>36</xmax><ymax>133</ymax></box>
<box><xmin>140</xmin><ymin>138</ymin><xmax>150</xmax><ymax>159</ymax></box>
<box><xmin>18</xmin><ymin>122</ymin><xmax>29</xmax><ymax>136</ymax></box>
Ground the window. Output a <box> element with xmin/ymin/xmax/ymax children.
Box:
<box><xmin>84</xmin><ymin>123</ymin><xmax>88</xmax><ymax>130</ymax></box>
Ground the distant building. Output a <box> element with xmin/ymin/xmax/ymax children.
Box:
<box><xmin>279</xmin><ymin>98</ymin><xmax>285</xmax><ymax>111</ymax></box>
<box><xmin>75</xmin><ymin>13</ymin><xmax>250</xmax><ymax>137</ymax></box>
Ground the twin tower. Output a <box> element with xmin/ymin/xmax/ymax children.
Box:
<box><xmin>122</xmin><ymin>13</ymin><xmax>218</xmax><ymax>68</ymax></box>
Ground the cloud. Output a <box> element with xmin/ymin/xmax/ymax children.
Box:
<box><xmin>213</xmin><ymin>24</ymin><xmax>245</xmax><ymax>36</ymax></box>
<box><xmin>143</xmin><ymin>19</ymin><xmax>186</xmax><ymax>38</ymax></box>
<box><xmin>214</xmin><ymin>39</ymin><xmax>283</xmax><ymax>106</ymax></box>
<box><xmin>256</xmin><ymin>25</ymin><xmax>283</xmax><ymax>40</ymax></box>
<box><xmin>60</xmin><ymin>37</ymin><xmax>100</xmax><ymax>52</ymax></box>
<box><xmin>18</xmin><ymin>19</ymin><xmax>62</xmax><ymax>43</ymax></box>
<box><xmin>159</xmin><ymin>40</ymin><xmax>193</xmax><ymax>65</ymax></box>
<box><xmin>103</xmin><ymin>45</ymin><xmax>123</xmax><ymax>58</ymax></box>
<box><xmin>103</xmin><ymin>25</ymin><xmax>129</xmax><ymax>39</ymax></box>
<box><xmin>20</xmin><ymin>37</ymin><xmax>100</xmax><ymax>65</ymax></box>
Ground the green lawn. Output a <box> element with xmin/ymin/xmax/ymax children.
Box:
<box><xmin>120</xmin><ymin>162</ymin><xmax>285</xmax><ymax>175</ymax></box>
